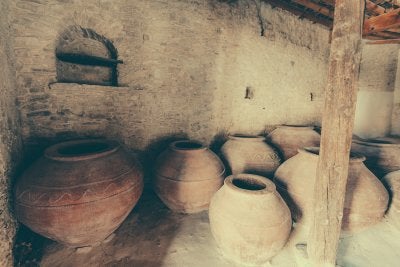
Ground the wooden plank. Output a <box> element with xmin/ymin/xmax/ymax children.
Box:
<box><xmin>307</xmin><ymin>0</ymin><xmax>365</xmax><ymax>267</ymax></box>
<box><xmin>291</xmin><ymin>0</ymin><xmax>334</xmax><ymax>18</ymax></box>
<box><xmin>366</xmin><ymin>0</ymin><xmax>386</xmax><ymax>15</ymax></box>
<box><xmin>366</xmin><ymin>38</ymin><xmax>400</xmax><ymax>44</ymax></box>
<box><xmin>265</xmin><ymin>0</ymin><xmax>333</xmax><ymax>27</ymax></box>
<box><xmin>363</xmin><ymin>8</ymin><xmax>400</xmax><ymax>34</ymax></box>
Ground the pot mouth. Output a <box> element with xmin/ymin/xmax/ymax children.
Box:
<box><xmin>45</xmin><ymin>139</ymin><xmax>119</xmax><ymax>161</ymax></box>
<box><xmin>298</xmin><ymin>147</ymin><xmax>366</xmax><ymax>162</ymax></box>
<box><xmin>225</xmin><ymin>174</ymin><xmax>275</xmax><ymax>195</ymax></box>
<box><xmin>353</xmin><ymin>136</ymin><xmax>400</xmax><ymax>147</ymax></box>
<box><xmin>228</xmin><ymin>134</ymin><xmax>266</xmax><ymax>141</ymax></box>
<box><xmin>170</xmin><ymin>140</ymin><xmax>206</xmax><ymax>151</ymax></box>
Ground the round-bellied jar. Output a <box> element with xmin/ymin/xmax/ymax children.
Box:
<box><xmin>153</xmin><ymin>140</ymin><xmax>225</xmax><ymax>213</ymax></box>
<box><xmin>352</xmin><ymin>136</ymin><xmax>400</xmax><ymax>178</ymax></box>
<box><xmin>274</xmin><ymin>147</ymin><xmax>389</xmax><ymax>233</ymax></box>
<box><xmin>267</xmin><ymin>125</ymin><xmax>320</xmax><ymax>160</ymax></box>
<box><xmin>15</xmin><ymin>139</ymin><xmax>144</xmax><ymax>247</ymax></box>
<box><xmin>209</xmin><ymin>174</ymin><xmax>291</xmax><ymax>265</ymax></box>
<box><xmin>220</xmin><ymin>135</ymin><xmax>281</xmax><ymax>177</ymax></box>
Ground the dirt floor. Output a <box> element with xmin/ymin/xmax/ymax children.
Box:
<box><xmin>36</xmin><ymin>187</ymin><xmax>400</xmax><ymax>267</ymax></box>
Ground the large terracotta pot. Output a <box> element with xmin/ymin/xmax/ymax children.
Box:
<box><xmin>209</xmin><ymin>174</ymin><xmax>291</xmax><ymax>265</ymax></box>
<box><xmin>274</xmin><ymin>147</ymin><xmax>388</xmax><ymax>233</ymax></box>
<box><xmin>15</xmin><ymin>139</ymin><xmax>144</xmax><ymax>247</ymax></box>
<box><xmin>153</xmin><ymin>140</ymin><xmax>225</xmax><ymax>214</ymax></box>
<box><xmin>220</xmin><ymin>135</ymin><xmax>281</xmax><ymax>177</ymax></box>
<box><xmin>352</xmin><ymin>137</ymin><xmax>400</xmax><ymax>178</ymax></box>
<box><xmin>382</xmin><ymin>171</ymin><xmax>400</xmax><ymax>230</ymax></box>
<box><xmin>267</xmin><ymin>125</ymin><xmax>320</xmax><ymax>160</ymax></box>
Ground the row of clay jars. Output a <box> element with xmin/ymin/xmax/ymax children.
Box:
<box><xmin>15</xmin><ymin>139</ymin><xmax>144</xmax><ymax>247</ymax></box>
<box><xmin>219</xmin><ymin>126</ymin><xmax>321</xmax><ymax>178</ymax></box>
<box><xmin>352</xmin><ymin>136</ymin><xmax>400</xmax><ymax>178</ymax></box>
<box><xmin>274</xmin><ymin>147</ymin><xmax>389</xmax><ymax>234</ymax></box>
<box><xmin>153</xmin><ymin>140</ymin><xmax>225</xmax><ymax>213</ymax></box>
<box><xmin>209</xmin><ymin>174</ymin><xmax>291</xmax><ymax>266</ymax></box>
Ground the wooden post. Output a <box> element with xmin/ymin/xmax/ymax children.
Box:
<box><xmin>307</xmin><ymin>1</ymin><xmax>365</xmax><ymax>267</ymax></box>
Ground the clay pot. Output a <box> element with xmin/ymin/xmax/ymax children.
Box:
<box><xmin>220</xmin><ymin>135</ymin><xmax>281</xmax><ymax>177</ymax></box>
<box><xmin>15</xmin><ymin>139</ymin><xmax>144</xmax><ymax>247</ymax></box>
<box><xmin>267</xmin><ymin>125</ymin><xmax>320</xmax><ymax>160</ymax></box>
<box><xmin>382</xmin><ymin>171</ymin><xmax>400</xmax><ymax>230</ymax></box>
<box><xmin>209</xmin><ymin>174</ymin><xmax>291</xmax><ymax>265</ymax></box>
<box><xmin>153</xmin><ymin>140</ymin><xmax>225</xmax><ymax>213</ymax></box>
<box><xmin>352</xmin><ymin>136</ymin><xmax>400</xmax><ymax>178</ymax></box>
<box><xmin>274</xmin><ymin>147</ymin><xmax>388</xmax><ymax>233</ymax></box>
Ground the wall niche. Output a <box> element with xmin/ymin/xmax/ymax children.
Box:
<box><xmin>56</xmin><ymin>25</ymin><xmax>122</xmax><ymax>86</ymax></box>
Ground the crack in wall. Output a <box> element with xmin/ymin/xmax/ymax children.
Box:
<box><xmin>252</xmin><ymin>0</ymin><xmax>265</xmax><ymax>37</ymax></box>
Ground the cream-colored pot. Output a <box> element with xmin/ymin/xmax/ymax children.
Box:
<box><xmin>209</xmin><ymin>174</ymin><xmax>291</xmax><ymax>266</ymax></box>
<box><xmin>274</xmin><ymin>147</ymin><xmax>388</xmax><ymax>233</ymax></box>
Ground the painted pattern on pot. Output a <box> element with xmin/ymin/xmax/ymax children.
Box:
<box><xmin>274</xmin><ymin>147</ymin><xmax>388</xmax><ymax>233</ymax></box>
<box><xmin>220</xmin><ymin>135</ymin><xmax>281</xmax><ymax>177</ymax></box>
<box><xmin>153</xmin><ymin>140</ymin><xmax>225</xmax><ymax>214</ymax></box>
<box><xmin>352</xmin><ymin>136</ymin><xmax>400</xmax><ymax>178</ymax></box>
<box><xmin>267</xmin><ymin>125</ymin><xmax>320</xmax><ymax>160</ymax></box>
<box><xmin>15</xmin><ymin>139</ymin><xmax>144</xmax><ymax>247</ymax></box>
<box><xmin>209</xmin><ymin>174</ymin><xmax>291</xmax><ymax>266</ymax></box>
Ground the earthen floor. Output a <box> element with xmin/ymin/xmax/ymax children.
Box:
<box><xmin>40</xmin><ymin>188</ymin><xmax>400</xmax><ymax>267</ymax></box>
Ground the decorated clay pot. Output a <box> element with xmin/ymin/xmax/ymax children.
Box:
<box><xmin>267</xmin><ymin>125</ymin><xmax>320</xmax><ymax>160</ymax></box>
<box><xmin>15</xmin><ymin>139</ymin><xmax>144</xmax><ymax>247</ymax></box>
<box><xmin>382</xmin><ymin>171</ymin><xmax>400</xmax><ymax>230</ymax></box>
<box><xmin>352</xmin><ymin>136</ymin><xmax>400</xmax><ymax>178</ymax></box>
<box><xmin>220</xmin><ymin>135</ymin><xmax>281</xmax><ymax>177</ymax></box>
<box><xmin>209</xmin><ymin>174</ymin><xmax>291</xmax><ymax>265</ymax></box>
<box><xmin>153</xmin><ymin>140</ymin><xmax>225</xmax><ymax>213</ymax></box>
<box><xmin>274</xmin><ymin>147</ymin><xmax>388</xmax><ymax>233</ymax></box>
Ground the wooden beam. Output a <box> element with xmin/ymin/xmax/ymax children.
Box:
<box><xmin>291</xmin><ymin>0</ymin><xmax>334</xmax><ymax>18</ymax></box>
<box><xmin>308</xmin><ymin>1</ymin><xmax>365</xmax><ymax>267</ymax></box>
<box><xmin>318</xmin><ymin>0</ymin><xmax>335</xmax><ymax>6</ymax></box>
<box><xmin>363</xmin><ymin>7</ymin><xmax>400</xmax><ymax>34</ymax></box>
<box><xmin>265</xmin><ymin>0</ymin><xmax>333</xmax><ymax>27</ymax></box>
<box><xmin>365</xmin><ymin>0</ymin><xmax>386</xmax><ymax>15</ymax></box>
<box><xmin>366</xmin><ymin>38</ymin><xmax>400</xmax><ymax>44</ymax></box>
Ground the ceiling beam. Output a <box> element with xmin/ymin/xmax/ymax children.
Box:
<box><xmin>290</xmin><ymin>0</ymin><xmax>334</xmax><ymax>18</ymax></box>
<box><xmin>265</xmin><ymin>0</ymin><xmax>333</xmax><ymax>27</ymax></box>
<box><xmin>366</xmin><ymin>38</ymin><xmax>400</xmax><ymax>44</ymax></box>
<box><xmin>363</xmin><ymin>7</ymin><xmax>400</xmax><ymax>34</ymax></box>
<box><xmin>366</xmin><ymin>0</ymin><xmax>386</xmax><ymax>15</ymax></box>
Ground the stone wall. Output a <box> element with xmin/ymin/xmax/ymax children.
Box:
<box><xmin>0</xmin><ymin>0</ymin><xmax>22</xmax><ymax>265</ymax></box>
<box><xmin>11</xmin><ymin>0</ymin><xmax>330</xmax><ymax>151</ymax></box>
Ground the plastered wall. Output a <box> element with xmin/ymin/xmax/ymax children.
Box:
<box><xmin>11</xmin><ymin>0</ymin><xmax>331</xmax><ymax>150</ymax></box>
<box><xmin>0</xmin><ymin>0</ymin><xmax>22</xmax><ymax>265</ymax></box>
<box><xmin>355</xmin><ymin>42</ymin><xmax>400</xmax><ymax>138</ymax></box>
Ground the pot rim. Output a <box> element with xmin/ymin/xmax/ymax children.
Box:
<box><xmin>298</xmin><ymin>147</ymin><xmax>366</xmax><ymax>162</ymax></box>
<box><xmin>224</xmin><ymin>173</ymin><xmax>275</xmax><ymax>195</ymax></box>
<box><xmin>45</xmin><ymin>139</ymin><xmax>120</xmax><ymax>162</ymax></box>
<box><xmin>353</xmin><ymin>137</ymin><xmax>400</xmax><ymax>148</ymax></box>
<box><xmin>228</xmin><ymin>134</ymin><xmax>266</xmax><ymax>141</ymax></box>
<box><xmin>169</xmin><ymin>140</ymin><xmax>207</xmax><ymax>152</ymax></box>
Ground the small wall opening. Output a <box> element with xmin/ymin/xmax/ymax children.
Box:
<box><xmin>56</xmin><ymin>25</ymin><xmax>122</xmax><ymax>86</ymax></box>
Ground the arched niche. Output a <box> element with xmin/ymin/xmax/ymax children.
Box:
<box><xmin>56</xmin><ymin>25</ymin><xmax>122</xmax><ymax>86</ymax></box>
